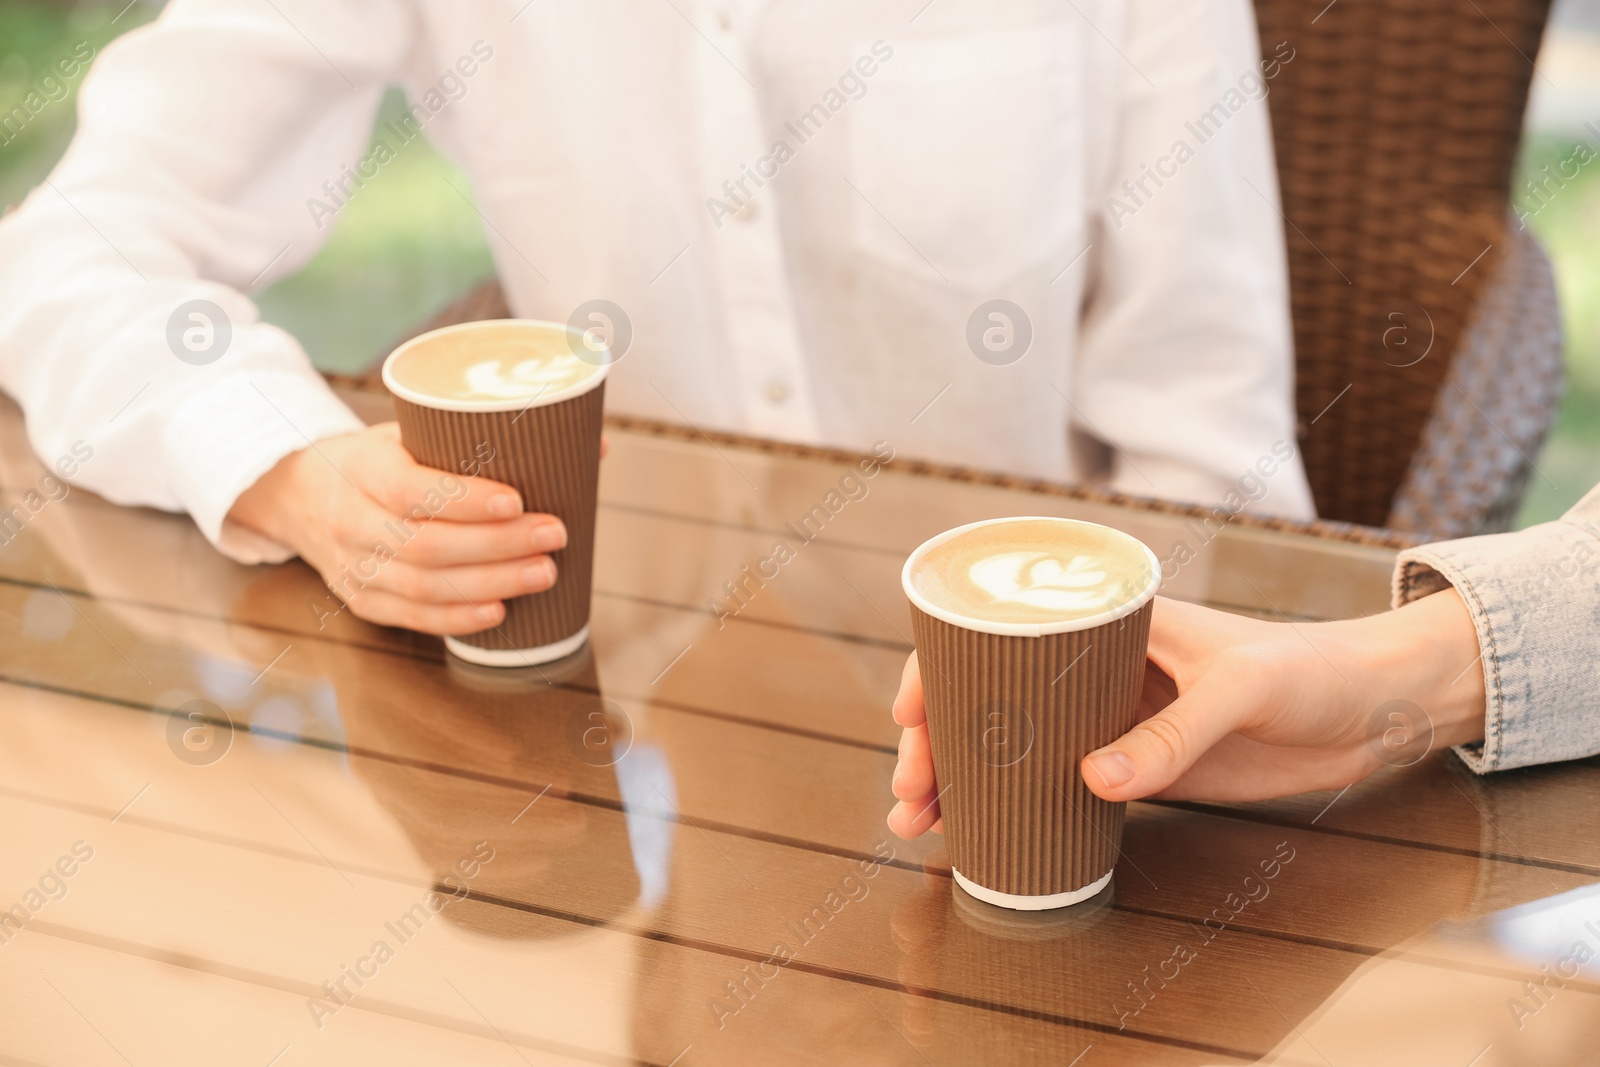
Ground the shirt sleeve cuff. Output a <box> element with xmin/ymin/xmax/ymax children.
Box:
<box><xmin>1391</xmin><ymin>518</ymin><xmax>1600</xmax><ymax>773</ymax></box>
<box><xmin>161</xmin><ymin>367</ymin><xmax>365</xmax><ymax>565</ymax></box>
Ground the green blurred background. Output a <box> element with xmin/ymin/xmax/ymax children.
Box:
<box><xmin>0</xmin><ymin>2</ymin><xmax>495</xmax><ymax>376</ymax></box>
<box><xmin>3</xmin><ymin>0</ymin><xmax>1599</xmax><ymax>527</ymax></box>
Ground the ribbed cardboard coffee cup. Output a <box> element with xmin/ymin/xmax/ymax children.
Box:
<box><xmin>383</xmin><ymin>319</ymin><xmax>609</xmax><ymax>666</ymax></box>
<box><xmin>902</xmin><ymin>517</ymin><xmax>1159</xmax><ymax>910</ymax></box>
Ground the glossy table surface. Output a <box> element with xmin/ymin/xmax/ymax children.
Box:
<box><xmin>2</xmin><ymin>380</ymin><xmax>1598</xmax><ymax>1067</ymax></box>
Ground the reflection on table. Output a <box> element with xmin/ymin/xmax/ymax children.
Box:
<box><xmin>1</xmin><ymin>389</ymin><xmax>1597</xmax><ymax>1066</ymax></box>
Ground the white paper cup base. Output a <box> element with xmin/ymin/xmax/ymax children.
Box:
<box><xmin>445</xmin><ymin>626</ymin><xmax>589</xmax><ymax>668</ymax></box>
<box><xmin>951</xmin><ymin>868</ymin><xmax>1113</xmax><ymax>911</ymax></box>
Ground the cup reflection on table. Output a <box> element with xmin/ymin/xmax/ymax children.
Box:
<box><xmin>11</xmin><ymin>430</ymin><xmax>1547</xmax><ymax>1063</ymax></box>
<box><xmin>339</xmin><ymin>644</ymin><xmax>669</xmax><ymax>926</ymax></box>
<box><xmin>235</xmin><ymin>565</ymin><xmax>713</xmax><ymax>1065</ymax></box>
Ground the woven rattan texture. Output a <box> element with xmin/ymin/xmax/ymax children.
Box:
<box><xmin>1253</xmin><ymin>0</ymin><xmax>1553</xmax><ymax>527</ymax></box>
<box><xmin>1390</xmin><ymin>219</ymin><xmax>1564</xmax><ymax>538</ymax></box>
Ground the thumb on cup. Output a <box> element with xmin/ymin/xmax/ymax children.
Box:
<box><xmin>1080</xmin><ymin>664</ymin><xmax>1253</xmax><ymax>801</ymax></box>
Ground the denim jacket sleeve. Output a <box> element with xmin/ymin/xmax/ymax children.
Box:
<box><xmin>1391</xmin><ymin>483</ymin><xmax>1600</xmax><ymax>773</ymax></box>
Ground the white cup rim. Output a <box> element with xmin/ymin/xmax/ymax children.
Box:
<box><xmin>381</xmin><ymin>318</ymin><xmax>611</xmax><ymax>414</ymax></box>
<box><xmin>900</xmin><ymin>516</ymin><xmax>1161</xmax><ymax>637</ymax></box>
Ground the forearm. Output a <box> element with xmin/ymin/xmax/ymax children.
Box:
<box><xmin>0</xmin><ymin>0</ymin><xmax>404</xmax><ymax>561</ymax></box>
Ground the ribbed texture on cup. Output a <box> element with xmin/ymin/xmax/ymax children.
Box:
<box><xmin>910</xmin><ymin>601</ymin><xmax>1153</xmax><ymax>899</ymax></box>
<box><xmin>392</xmin><ymin>383</ymin><xmax>604</xmax><ymax>655</ymax></box>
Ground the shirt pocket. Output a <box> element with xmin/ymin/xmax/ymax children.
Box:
<box><xmin>847</xmin><ymin>23</ymin><xmax>1086</xmax><ymax>292</ymax></box>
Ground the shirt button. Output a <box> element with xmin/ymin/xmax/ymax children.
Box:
<box><xmin>715</xmin><ymin>7</ymin><xmax>732</xmax><ymax>30</ymax></box>
<box><xmin>733</xmin><ymin>199</ymin><xmax>759</xmax><ymax>222</ymax></box>
<box><xmin>765</xmin><ymin>378</ymin><xmax>791</xmax><ymax>404</ymax></box>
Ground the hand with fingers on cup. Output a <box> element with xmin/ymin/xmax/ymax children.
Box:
<box><xmin>228</xmin><ymin>422</ymin><xmax>569</xmax><ymax>635</ymax></box>
<box><xmin>889</xmin><ymin>592</ymin><xmax>1486</xmax><ymax>837</ymax></box>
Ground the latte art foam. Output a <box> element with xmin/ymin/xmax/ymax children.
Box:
<box><xmin>386</xmin><ymin>322</ymin><xmax>603</xmax><ymax>405</ymax></box>
<box><xmin>911</xmin><ymin>519</ymin><xmax>1153</xmax><ymax>626</ymax></box>
<box><xmin>969</xmin><ymin>551</ymin><xmax>1118</xmax><ymax>615</ymax></box>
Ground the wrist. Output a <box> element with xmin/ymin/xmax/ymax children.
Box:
<box><xmin>1344</xmin><ymin>589</ymin><xmax>1487</xmax><ymax>750</ymax></box>
<box><xmin>227</xmin><ymin>447</ymin><xmax>310</xmax><ymax>550</ymax></box>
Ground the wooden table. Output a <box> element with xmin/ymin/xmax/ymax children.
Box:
<box><xmin>2</xmin><ymin>381</ymin><xmax>1597</xmax><ymax>1066</ymax></box>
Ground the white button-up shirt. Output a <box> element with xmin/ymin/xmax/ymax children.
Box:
<box><xmin>0</xmin><ymin>0</ymin><xmax>1314</xmax><ymax>563</ymax></box>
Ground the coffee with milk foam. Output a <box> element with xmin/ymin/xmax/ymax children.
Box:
<box><xmin>386</xmin><ymin>322</ymin><xmax>602</xmax><ymax>404</ymax></box>
<box><xmin>910</xmin><ymin>518</ymin><xmax>1152</xmax><ymax>626</ymax></box>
